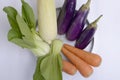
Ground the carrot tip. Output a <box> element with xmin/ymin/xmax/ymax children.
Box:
<box><xmin>93</xmin><ymin>55</ymin><xmax>102</xmax><ymax>67</ymax></box>
<box><xmin>82</xmin><ymin>69</ymin><xmax>93</xmax><ymax>78</ymax></box>
<box><xmin>86</xmin><ymin>70</ymin><xmax>93</xmax><ymax>77</ymax></box>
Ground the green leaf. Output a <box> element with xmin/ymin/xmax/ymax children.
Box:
<box><xmin>33</xmin><ymin>54</ymin><xmax>62</xmax><ymax>80</ymax></box>
<box><xmin>33</xmin><ymin>56</ymin><xmax>46</xmax><ymax>80</ymax></box>
<box><xmin>11</xmin><ymin>38</ymin><xmax>34</xmax><ymax>49</ymax></box>
<box><xmin>16</xmin><ymin>14</ymin><xmax>32</xmax><ymax>37</ymax></box>
<box><xmin>8</xmin><ymin>29</ymin><xmax>21</xmax><ymax>41</ymax></box>
<box><xmin>22</xmin><ymin>37</ymin><xmax>35</xmax><ymax>47</ymax></box>
<box><xmin>50</xmin><ymin>39</ymin><xmax>63</xmax><ymax>55</ymax></box>
<box><xmin>40</xmin><ymin>40</ymin><xmax>63</xmax><ymax>80</ymax></box>
<box><xmin>3</xmin><ymin>7</ymin><xmax>22</xmax><ymax>38</ymax></box>
<box><xmin>21</xmin><ymin>0</ymin><xmax>36</xmax><ymax>29</ymax></box>
<box><xmin>3</xmin><ymin>6</ymin><xmax>17</xmax><ymax>19</ymax></box>
<box><xmin>33</xmin><ymin>40</ymin><xmax>63</xmax><ymax>80</ymax></box>
<box><xmin>40</xmin><ymin>54</ymin><xmax>62</xmax><ymax>80</ymax></box>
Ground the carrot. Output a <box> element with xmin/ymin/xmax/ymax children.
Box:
<box><xmin>62</xmin><ymin>47</ymin><xmax>93</xmax><ymax>77</ymax></box>
<box><xmin>63</xmin><ymin>44</ymin><xmax>102</xmax><ymax>67</ymax></box>
<box><xmin>62</xmin><ymin>60</ymin><xmax>77</xmax><ymax>75</ymax></box>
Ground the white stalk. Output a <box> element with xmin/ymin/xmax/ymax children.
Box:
<box><xmin>37</xmin><ymin>0</ymin><xmax>57</xmax><ymax>44</ymax></box>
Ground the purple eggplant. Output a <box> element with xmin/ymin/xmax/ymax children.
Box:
<box><xmin>57</xmin><ymin>0</ymin><xmax>76</xmax><ymax>35</ymax></box>
<box><xmin>75</xmin><ymin>15</ymin><xmax>103</xmax><ymax>49</ymax></box>
<box><xmin>66</xmin><ymin>0</ymin><xmax>91</xmax><ymax>41</ymax></box>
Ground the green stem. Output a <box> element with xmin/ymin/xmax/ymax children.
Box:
<box><xmin>85</xmin><ymin>0</ymin><xmax>91</xmax><ymax>8</ymax></box>
<box><xmin>81</xmin><ymin>0</ymin><xmax>91</xmax><ymax>11</ymax></box>
<box><xmin>90</xmin><ymin>15</ymin><xmax>103</xmax><ymax>28</ymax></box>
<box><xmin>92</xmin><ymin>15</ymin><xmax>103</xmax><ymax>25</ymax></box>
<box><xmin>50</xmin><ymin>39</ymin><xmax>63</xmax><ymax>55</ymax></box>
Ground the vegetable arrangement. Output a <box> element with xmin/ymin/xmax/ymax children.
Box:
<box><xmin>3</xmin><ymin>0</ymin><xmax>102</xmax><ymax>79</ymax></box>
<box><xmin>58</xmin><ymin>0</ymin><xmax>102</xmax><ymax>50</ymax></box>
<box><xmin>3</xmin><ymin>0</ymin><xmax>50</xmax><ymax>57</ymax></box>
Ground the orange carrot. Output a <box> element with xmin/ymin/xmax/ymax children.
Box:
<box><xmin>63</xmin><ymin>44</ymin><xmax>102</xmax><ymax>67</ymax></box>
<box><xmin>62</xmin><ymin>60</ymin><xmax>77</xmax><ymax>75</ymax></box>
<box><xmin>62</xmin><ymin>47</ymin><xmax>93</xmax><ymax>77</ymax></box>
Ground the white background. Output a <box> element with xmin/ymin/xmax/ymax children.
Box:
<box><xmin>0</xmin><ymin>0</ymin><xmax>120</xmax><ymax>80</ymax></box>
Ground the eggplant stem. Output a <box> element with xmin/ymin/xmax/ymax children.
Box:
<box><xmin>92</xmin><ymin>15</ymin><xmax>103</xmax><ymax>25</ymax></box>
<box><xmin>81</xmin><ymin>0</ymin><xmax>91</xmax><ymax>11</ymax></box>
<box><xmin>85</xmin><ymin>0</ymin><xmax>91</xmax><ymax>8</ymax></box>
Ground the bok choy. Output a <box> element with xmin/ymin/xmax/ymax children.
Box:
<box><xmin>33</xmin><ymin>39</ymin><xmax>63</xmax><ymax>80</ymax></box>
<box><xmin>3</xmin><ymin>0</ymin><xmax>50</xmax><ymax>56</ymax></box>
<box><xmin>3</xmin><ymin>0</ymin><xmax>63</xmax><ymax>80</ymax></box>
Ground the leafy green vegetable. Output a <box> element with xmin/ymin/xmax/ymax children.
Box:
<box><xmin>16</xmin><ymin>14</ymin><xmax>32</xmax><ymax>37</ymax></box>
<box><xmin>33</xmin><ymin>56</ymin><xmax>46</xmax><ymax>80</ymax></box>
<box><xmin>3</xmin><ymin>0</ymin><xmax>50</xmax><ymax>56</ymax></box>
<box><xmin>40</xmin><ymin>55</ymin><xmax>62</xmax><ymax>80</ymax></box>
<box><xmin>3</xmin><ymin>1</ymin><xmax>63</xmax><ymax>80</ymax></box>
<box><xmin>33</xmin><ymin>40</ymin><xmax>63</xmax><ymax>80</ymax></box>
<box><xmin>7</xmin><ymin>29</ymin><xmax>21</xmax><ymax>41</ymax></box>
<box><xmin>21</xmin><ymin>0</ymin><xmax>36</xmax><ymax>29</ymax></box>
<box><xmin>3</xmin><ymin>7</ymin><xmax>22</xmax><ymax>39</ymax></box>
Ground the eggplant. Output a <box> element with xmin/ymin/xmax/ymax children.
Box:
<box><xmin>57</xmin><ymin>0</ymin><xmax>76</xmax><ymax>35</ymax></box>
<box><xmin>75</xmin><ymin>15</ymin><xmax>103</xmax><ymax>49</ymax></box>
<box><xmin>66</xmin><ymin>0</ymin><xmax>91</xmax><ymax>41</ymax></box>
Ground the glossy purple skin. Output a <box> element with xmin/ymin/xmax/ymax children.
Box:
<box><xmin>57</xmin><ymin>0</ymin><xmax>76</xmax><ymax>35</ymax></box>
<box><xmin>75</xmin><ymin>27</ymin><xmax>96</xmax><ymax>49</ymax></box>
<box><xmin>66</xmin><ymin>8</ymin><xmax>89</xmax><ymax>41</ymax></box>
